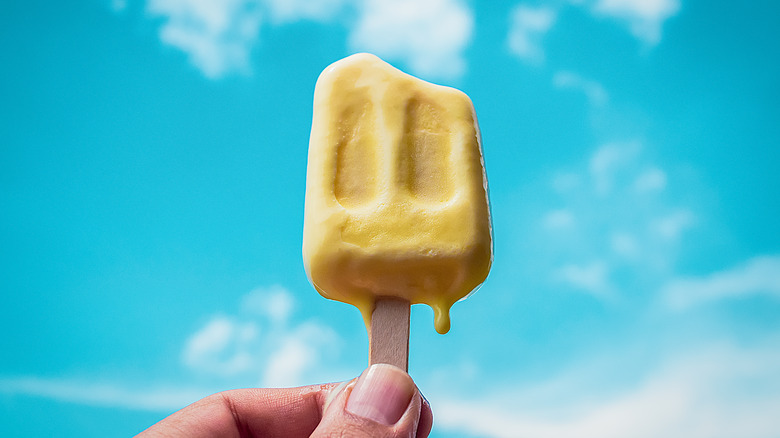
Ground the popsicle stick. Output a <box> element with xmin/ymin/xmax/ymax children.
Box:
<box><xmin>369</xmin><ymin>297</ymin><xmax>410</xmax><ymax>371</ymax></box>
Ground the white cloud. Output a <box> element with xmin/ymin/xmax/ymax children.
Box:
<box><xmin>633</xmin><ymin>167</ymin><xmax>667</xmax><ymax>193</ymax></box>
<box><xmin>556</xmin><ymin>261</ymin><xmax>613</xmax><ymax>299</ymax></box>
<box><xmin>662</xmin><ymin>256</ymin><xmax>780</xmax><ymax>311</ymax></box>
<box><xmin>263</xmin><ymin>339</ymin><xmax>314</xmax><ymax>388</ymax></box>
<box><xmin>543</xmin><ymin>209</ymin><xmax>576</xmax><ymax>230</ymax></box>
<box><xmin>348</xmin><ymin>0</ymin><xmax>474</xmax><ymax>80</ymax></box>
<box><xmin>507</xmin><ymin>5</ymin><xmax>557</xmax><ymax>63</ymax></box>
<box><xmin>140</xmin><ymin>0</ymin><xmax>680</xmax><ymax>80</ymax></box>
<box><xmin>540</xmin><ymin>142</ymin><xmax>698</xmax><ymax>299</ymax></box>
<box><xmin>610</xmin><ymin>231</ymin><xmax>639</xmax><ymax>258</ymax></box>
<box><xmin>651</xmin><ymin>209</ymin><xmax>694</xmax><ymax>241</ymax></box>
<box><xmin>433</xmin><ymin>342</ymin><xmax>780</xmax><ymax>438</ymax></box>
<box><xmin>148</xmin><ymin>0</ymin><xmax>263</xmax><ymax>78</ymax></box>
<box><xmin>183</xmin><ymin>286</ymin><xmax>341</xmax><ymax>387</ymax></box>
<box><xmin>264</xmin><ymin>0</ymin><xmax>349</xmax><ymax>24</ymax></box>
<box><xmin>591</xmin><ymin>0</ymin><xmax>681</xmax><ymax>45</ymax></box>
<box><xmin>182</xmin><ymin>316</ymin><xmax>258</xmax><ymax>376</ymax></box>
<box><xmin>1</xmin><ymin>285</ymin><xmax>344</xmax><ymax>414</ymax></box>
<box><xmin>0</xmin><ymin>376</ymin><xmax>209</xmax><ymax>412</ymax></box>
<box><xmin>262</xmin><ymin>322</ymin><xmax>338</xmax><ymax>387</ymax></box>
<box><xmin>553</xmin><ymin>70</ymin><xmax>608</xmax><ymax>107</ymax></box>
<box><xmin>241</xmin><ymin>284</ymin><xmax>294</xmax><ymax>324</ymax></box>
<box><xmin>143</xmin><ymin>0</ymin><xmax>475</xmax><ymax>80</ymax></box>
<box><xmin>504</xmin><ymin>0</ymin><xmax>680</xmax><ymax>68</ymax></box>
<box><xmin>588</xmin><ymin>141</ymin><xmax>640</xmax><ymax>195</ymax></box>
<box><xmin>145</xmin><ymin>0</ymin><xmax>349</xmax><ymax>78</ymax></box>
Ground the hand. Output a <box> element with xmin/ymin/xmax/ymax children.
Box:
<box><xmin>137</xmin><ymin>364</ymin><xmax>433</xmax><ymax>438</ymax></box>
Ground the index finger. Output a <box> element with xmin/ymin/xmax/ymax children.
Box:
<box><xmin>137</xmin><ymin>383</ymin><xmax>340</xmax><ymax>438</ymax></box>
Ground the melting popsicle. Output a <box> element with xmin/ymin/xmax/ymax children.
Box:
<box><xmin>303</xmin><ymin>53</ymin><xmax>492</xmax><ymax>369</ymax></box>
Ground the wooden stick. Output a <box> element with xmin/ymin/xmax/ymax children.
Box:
<box><xmin>368</xmin><ymin>297</ymin><xmax>410</xmax><ymax>371</ymax></box>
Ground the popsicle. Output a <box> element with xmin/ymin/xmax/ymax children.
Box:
<box><xmin>303</xmin><ymin>53</ymin><xmax>492</xmax><ymax>369</ymax></box>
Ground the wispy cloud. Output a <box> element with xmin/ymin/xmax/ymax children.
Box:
<box><xmin>143</xmin><ymin>0</ymin><xmax>681</xmax><ymax>79</ymax></box>
<box><xmin>0</xmin><ymin>376</ymin><xmax>209</xmax><ymax>412</ymax></box>
<box><xmin>0</xmin><ymin>285</ymin><xmax>345</xmax><ymax>412</ymax></box>
<box><xmin>633</xmin><ymin>167</ymin><xmax>667</xmax><ymax>193</ymax></box>
<box><xmin>433</xmin><ymin>341</ymin><xmax>780</xmax><ymax>438</ymax></box>
<box><xmin>182</xmin><ymin>316</ymin><xmax>258</xmax><ymax>377</ymax></box>
<box><xmin>542</xmin><ymin>209</ymin><xmax>576</xmax><ymax>230</ymax></box>
<box><xmin>241</xmin><ymin>284</ymin><xmax>294</xmax><ymax>323</ymax></box>
<box><xmin>540</xmin><ymin>142</ymin><xmax>696</xmax><ymax>299</ymax></box>
<box><xmin>264</xmin><ymin>0</ymin><xmax>349</xmax><ymax>24</ymax></box>
<box><xmin>650</xmin><ymin>209</ymin><xmax>694</xmax><ymax>241</ymax></box>
<box><xmin>507</xmin><ymin>5</ymin><xmax>557</xmax><ymax>64</ymax></box>
<box><xmin>143</xmin><ymin>0</ymin><xmax>473</xmax><ymax>80</ymax></box>
<box><xmin>506</xmin><ymin>0</ymin><xmax>680</xmax><ymax>67</ymax></box>
<box><xmin>553</xmin><ymin>70</ymin><xmax>608</xmax><ymax>107</ymax></box>
<box><xmin>591</xmin><ymin>0</ymin><xmax>681</xmax><ymax>45</ymax></box>
<box><xmin>662</xmin><ymin>256</ymin><xmax>780</xmax><ymax>311</ymax></box>
<box><xmin>610</xmin><ymin>231</ymin><xmax>640</xmax><ymax>258</ymax></box>
<box><xmin>556</xmin><ymin>260</ymin><xmax>614</xmax><ymax>299</ymax></box>
<box><xmin>588</xmin><ymin>141</ymin><xmax>641</xmax><ymax>195</ymax></box>
<box><xmin>148</xmin><ymin>0</ymin><xmax>263</xmax><ymax>78</ymax></box>
<box><xmin>348</xmin><ymin>0</ymin><xmax>474</xmax><ymax>80</ymax></box>
<box><xmin>261</xmin><ymin>321</ymin><xmax>338</xmax><ymax>387</ymax></box>
<box><xmin>182</xmin><ymin>285</ymin><xmax>342</xmax><ymax>387</ymax></box>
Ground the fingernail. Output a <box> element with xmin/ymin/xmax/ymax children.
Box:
<box><xmin>346</xmin><ymin>364</ymin><xmax>415</xmax><ymax>425</ymax></box>
<box><xmin>421</xmin><ymin>391</ymin><xmax>430</xmax><ymax>408</ymax></box>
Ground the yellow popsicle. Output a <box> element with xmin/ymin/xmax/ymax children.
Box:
<box><xmin>303</xmin><ymin>53</ymin><xmax>492</xmax><ymax>334</ymax></box>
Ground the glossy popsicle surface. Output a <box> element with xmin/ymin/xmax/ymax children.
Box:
<box><xmin>303</xmin><ymin>53</ymin><xmax>492</xmax><ymax>334</ymax></box>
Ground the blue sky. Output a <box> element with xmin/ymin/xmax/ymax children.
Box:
<box><xmin>1</xmin><ymin>0</ymin><xmax>779</xmax><ymax>436</ymax></box>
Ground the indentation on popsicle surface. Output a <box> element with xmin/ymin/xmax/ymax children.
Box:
<box><xmin>334</xmin><ymin>99</ymin><xmax>379</xmax><ymax>208</ymax></box>
<box><xmin>400</xmin><ymin>97</ymin><xmax>454</xmax><ymax>203</ymax></box>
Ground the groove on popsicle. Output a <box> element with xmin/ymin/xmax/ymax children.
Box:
<box><xmin>400</xmin><ymin>97</ymin><xmax>454</xmax><ymax>203</ymax></box>
<box><xmin>334</xmin><ymin>98</ymin><xmax>379</xmax><ymax>208</ymax></box>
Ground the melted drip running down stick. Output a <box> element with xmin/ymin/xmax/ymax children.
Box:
<box><xmin>303</xmin><ymin>53</ymin><xmax>492</xmax><ymax>369</ymax></box>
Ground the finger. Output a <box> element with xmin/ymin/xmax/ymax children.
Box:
<box><xmin>311</xmin><ymin>364</ymin><xmax>431</xmax><ymax>438</ymax></box>
<box><xmin>137</xmin><ymin>368</ymin><xmax>434</xmax><ymax>438</ymax></box>
<box><xmin>136</xmin><ymin>383</ymin><xmax>341</xmax><ymax>438</ymax></box>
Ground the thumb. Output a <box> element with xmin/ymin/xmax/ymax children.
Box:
<box><xmin>311</xmin><ymin>364</ymin><xmax>431</xmax><ymax>438</ymax></box>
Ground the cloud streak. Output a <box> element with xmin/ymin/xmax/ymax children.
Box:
<box><xmin>264</xmin><ymin>0</ymin><xmax>348</xmax><ymax>24</ymax></box>
<box><xmin>662</xmin><ymin>256</ymin><xmax>780</xmax><ymax>311</ymax></box>
<box><xmin>0</xmin><ymin>376</ymin><xmax>209</xmax><ymax>412</ymax></box>
<box><xmin>433</xmin><ymin>341</ymin><xmax>780</xmax><ymax>438</ymax></box>
<box><xmin>556</xmin><ymin>260</ymin><xmax>614</xmax><ymax>299</ymax></box>
<box><xmin>0</xmin><ymin>285</ymin><xmax>344</xmax><ymax>414</ymax></box>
